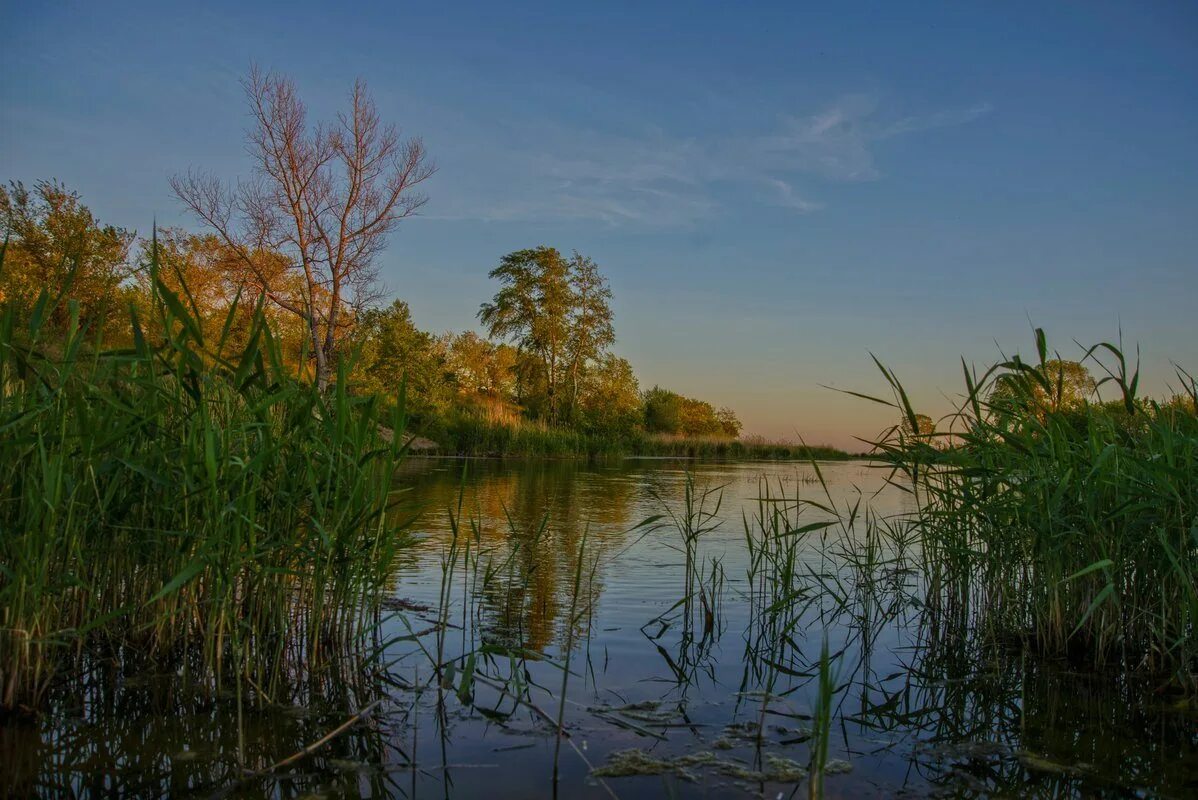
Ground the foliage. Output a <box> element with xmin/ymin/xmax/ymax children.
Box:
<box><xmin>350</xmin><ymin>298</ymin><xmax>451</xmax><ymax>422</ymax></box>
<box><xmin>990</xmin><ymin>358</ymin><xmax>1096</xmax><ymax>420</ymax></box>
<box><xmin>134</xmin><ymin>227</ymin><xmax>311</xmax><ymax>369</ymax></box>
<box><xmin>581</xmin><ymin>353</ymin><xmax>641</xmax><ymax>435</ymax></box>
<box><xmin>900</xmin><ymin>412</ymin><xmax>935</xmax><ymax>441</ymax></box>
<box><xmin>0</xmin><ymin>179</ymin><xmax>135</xmax><ymax>340</ymax></box>
<box><xmin>862</xmin><ymin>331</ymin><xmax>1198</xmax><ymax>681</ymax></box>
<box><xmin>479</xmin><ymin>247</ymin><xmax>574</xmax><ymax>422</ymax></box>
<box><xmin>644</xmin><ymin>386</ymin><xmax>684</xmax><ymax>434</ymax></box>
<box><xmin>563</xmin><ymin>252</ymin><xmax>615</xmax><ymax>424</ymax></box>
<box><xmin>479</xmin><ymin>247</ymin><xmax>617</xmax><ymax>425</ymax></box>
<box><xmin>644</xmin><ymin>385</ymin><xmax>742</xmax><ymax>437</ymax></box>
<box><xmin>0</xmin><ymin>238</ymin><xmax>410</xmax><ymax>713</ymax></box>
<box><xmin>442</xmin><ymin>330</ymin><xmax>519</xmax><ymax>401</ymax></box>
<box><xmin>2</xmin><ymin>178</ymin><xmax>751</xmax><ymax>461</ymax></box>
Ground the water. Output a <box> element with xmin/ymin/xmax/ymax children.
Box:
<box><xmin>3</xmin><ymin>458</ymin><xmax>1196</xmax><ymax>798</ymax></box>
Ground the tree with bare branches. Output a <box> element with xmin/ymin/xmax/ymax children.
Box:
<box><xmin>171</xmin><ymin>66</ymin><xmax>434</xmax><ymax>389</ymax></box>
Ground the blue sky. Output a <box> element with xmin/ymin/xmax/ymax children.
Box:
<box><xmin>3</xmin><ymin>1</ymin><xmax>1196</xmax><ymax>447</ymax></box>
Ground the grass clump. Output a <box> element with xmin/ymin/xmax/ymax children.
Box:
<box><xmin>864</xmin><ymin>329</ymin><xmax>1197</xmax><ymax>683</ymax></box>
<box><xmin>0</xmin><ymin>240</ymin><xmax>411</xmax><ymax>713</ymax></box>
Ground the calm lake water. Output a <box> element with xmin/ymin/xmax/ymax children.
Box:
<box><xmin>3</xmin><ymin>458</ymin><xmax>1196</xmax><ymax>798</ymax></box>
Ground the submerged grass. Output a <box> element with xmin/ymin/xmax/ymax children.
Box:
<box><xmin>0</xmin><ymin>238</ymin><xmax>411</xmax><ymax>714</ymax></box>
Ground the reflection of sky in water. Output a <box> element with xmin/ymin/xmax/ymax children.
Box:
<box><xmin>5</xmin><ymin>459</ymin><xmax>1194</xmax><ymax>798</ymax></box>
<box><xmin>376</xmin><ymin>459</ymin><xmax>1196</xmax><ymax>798</ymax></box>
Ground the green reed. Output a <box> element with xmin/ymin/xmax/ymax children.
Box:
<box><xmin>860</xmin><ymin>330</ymin><xmax>1197</xmax><ymax>683</ymax></box>
<box><xmin>0</xmin><ymin>238</ymin><xmax>411</xmax><ymax>713</ymax></box>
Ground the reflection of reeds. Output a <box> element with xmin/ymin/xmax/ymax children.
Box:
<box><xmin>553</xmin><ymin>524</ymin><xmax>589</xmax><ymax>788</ymax></box>
<box><xmin>1</xmin><ymin>661</ymin><xmax>402</xmax><ymax>797</ymax></box>
<box><xmin>634</xmin><ymin>475</ymin><xmax>727</xmax><ymax>693</ymax></box>
<box><xmin>658</xmin><ymin>474</ymin><xmax>726</xmax><ymax>640</ymax></box>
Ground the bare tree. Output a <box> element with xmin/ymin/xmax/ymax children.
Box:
<box><xmin>172</xmin><ymin>66</ymin><xmax>434</xmax><ymax>389</ymax></box>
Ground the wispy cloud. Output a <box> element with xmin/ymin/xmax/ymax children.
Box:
<box><xmin>762</xmin><ymin>178</ymin><xmax>823</xmax><ymax>213</ymax></box>
<box><xmin>437</xmin><ymin>95</ymin><xmax>991</xmax><ymax>226</ymax></box>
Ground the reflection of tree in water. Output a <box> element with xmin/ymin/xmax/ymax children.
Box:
<box><xmin>395</xmin><ymin>461</ymin><xmax>636</xmax><ymax>654</ymax></box>
<box><xmin>472</xmin><ymin>462</ymin><xmax>636</xmax><ymax>653</ymax></box>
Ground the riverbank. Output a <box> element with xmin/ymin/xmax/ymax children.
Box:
<box><xmin>429</xmin><ymin>415</ymin><xmax>860</xmax><ymax>459</ymax></box>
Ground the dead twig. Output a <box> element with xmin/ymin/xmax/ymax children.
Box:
<box><xmin>207</xmin><ymin>698</ymin><xmax>386</xmax><ymax>799</ymax></box>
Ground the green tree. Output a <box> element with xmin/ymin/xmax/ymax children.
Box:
<box><xmin>581</xmin><ymin>354</ymin><xmax>641</xmax><ymax>434</ymax></box>
<box><xmin>564</xmin><ymin>252</ymin><xmax>615</xmax><ymax>423</ymax></box>
<box><xmin>644</xmin><ymin>386</ymin><xmax>684</xmax><ymax>434</ymax></box>
<box><xmin>643</xmin><ymin>386</ymin><xmax>739</xmax><ymax>437</ymax></box>
<box><xmin>351</xmin><ymin>299</ymin><xmax>449</xmax><ymax>421</ymax></box>
<box><xmin>444</xmin><ymin>330</ymin><xmax>518</xmax><ymax>399</ymax></box>
<box><xmin>134</xmin><ymin>228</ymin><xmax>311</xmax><ymax>367</ymax></box>
<box><xmin>479</xmin><ymin>246</ymin><xmax>618</xmax><ymax>425</ymax></box>
<box><xmin>679</xmin><ymin>396</ymin><xmax>730</xmax><ymax>436</ymax></box>
<box><xmin>0</xmin><ymin>180</ymin><xmax>134</xmax><ymax>339</ymax></box>
<box><xmin>715</xmin><ymin>406</ymin><xmax>742</xmax><ymax>438</ymax></box>
<box><xmin>478</xmin><ymin>247</ymin><xmax>574</xmax><ymax>423</ymax></box>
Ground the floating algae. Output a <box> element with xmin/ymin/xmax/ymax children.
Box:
<box><xmin>720</xmin><ymin>720</ymin><xmax>761</xmax><ymax>741</ymax></box>
<box><xmin>610</xmin><ymin>700</ymin><xmax>680</xmax><ymax>723</ymax></box>
<box><xmin>709</xmin><ymin>761</ymin><xmax>767</xmax><ymax>782</ymax></box>
<box><xmin>709</xmin><ymin>754</ymin><xmax>807</xmax><ymax>783</ymax></box>
<box><xmin>1017</xmin><ymin>751</ymin><xmax>1081</xmax><ymax>776</ymax></box>
<box><xmin>764</xmin><ymin>754</ymin><xmax>807</xmax><ymax>781</ymax></box>
<box><xmin>592</xmin><ymin>749</ymin><xmax>717</xmax><ymax>782</ymax></box>
<box><xmin>823</xmin><ymin>758</ymin><xmax>853</xmax><ymax>775</ymax></box>
<box><xmin>592</xmin><ymin>749</ymin><xmax>808</xmax><ymax>784</ymax></box>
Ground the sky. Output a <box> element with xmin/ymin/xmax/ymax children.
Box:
<box><xmin>2</xmin><ymin>1</ymin><xmax>1196</xmax><ymax>448</ymax></box>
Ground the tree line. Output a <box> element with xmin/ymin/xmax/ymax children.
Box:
<box><xmin>0</xmin><ymin>70</ymin><xmax>740</xmax><ymax>447</ymax></box>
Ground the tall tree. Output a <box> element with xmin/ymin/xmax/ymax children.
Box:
<box><xmin>479</xmin><ymin>247</ymin><xmax>573</xmax><ymax>423</ymax></box>
<box><xmin>564</xmin><ymin>251</ymin><xmax>615</xmax><ymax>423</ymax></box>
<box><xmin>172</xmin><ymin>66</ymin><xmax>434</xmax><ymax>390</ymax></box>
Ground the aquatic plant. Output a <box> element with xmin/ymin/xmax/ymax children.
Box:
<box><xmin>859</xmin><ymin>330</ymin><xmax>1198</xmax><ymax>683</ymax></box>
<box><xmin>0</xmin><ymin>237</ymin><xmax>412</xmax><ymax>714</ymax></box>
